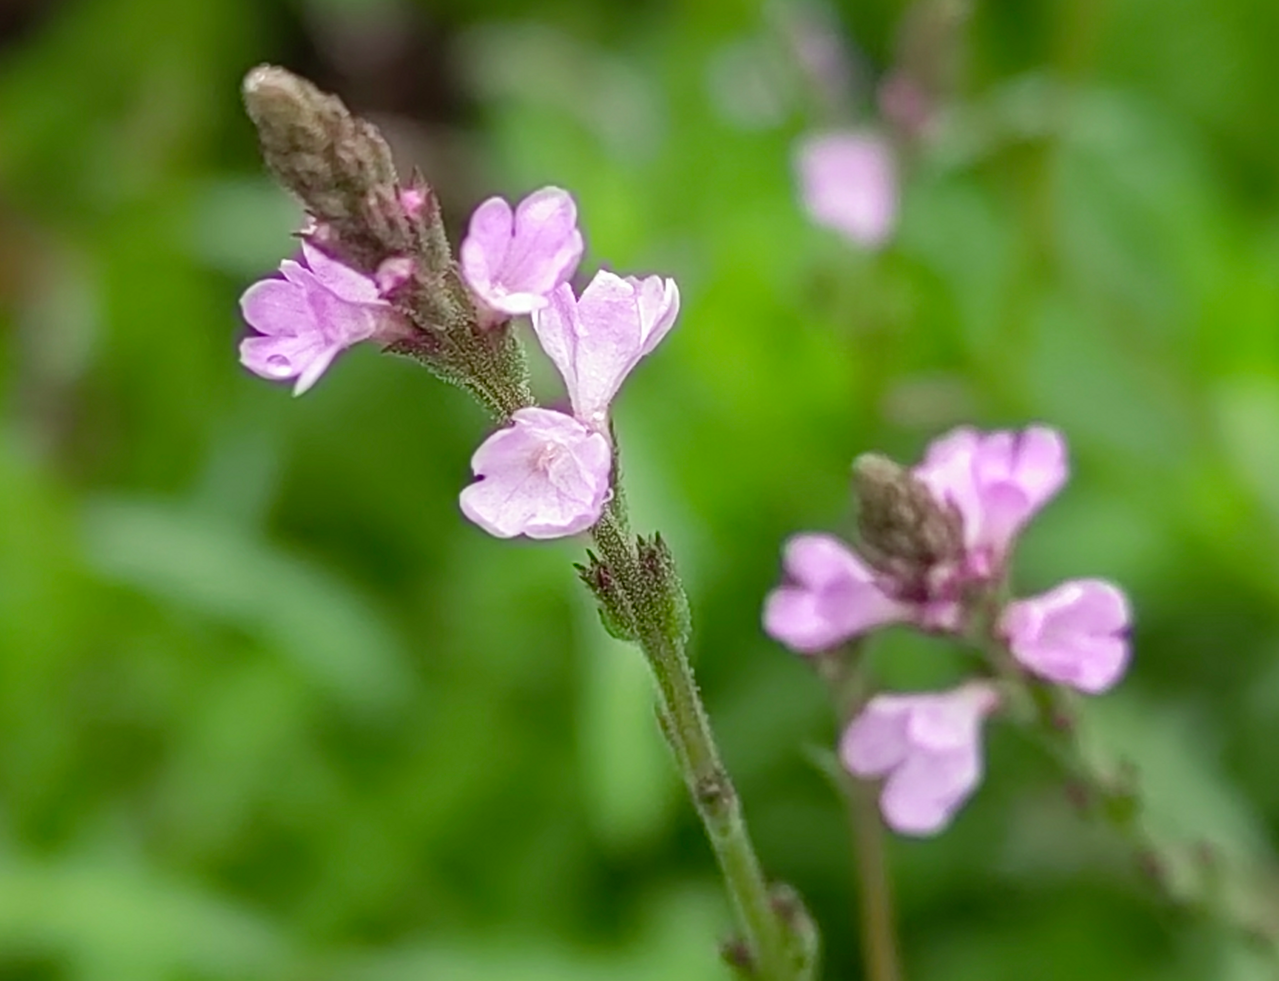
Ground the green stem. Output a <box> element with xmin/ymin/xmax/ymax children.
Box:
<box><xmin>591</xmin><ymin>504</ymin><xmax>797</xmax><ymax>980</ymax></box>
<box><xmin>976</xmin><ymin>631</ymin><xmax>1279</xmax><ymax>956</ymax></box>
<box><xmin>849</xmin><ymin>781</ymin><xmax>903</xmax><ymax>981</ymax></box>
<box><xmin>817</xmin><ymin>649</ymin><xmax>903</xmax><ymax>981</ymax></box>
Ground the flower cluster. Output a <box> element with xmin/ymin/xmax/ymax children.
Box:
<box><xmin>764</xmin><ymin>426</ymin><xmax>1133</xmax><ymax>835</ymax></box>
<box><xmin>239</xmin><ymin>187</ymin><xmax>677</xmax><ymax>540</ymax></box>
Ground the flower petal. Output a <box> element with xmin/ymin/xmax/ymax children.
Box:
<box><xmin>840</xmin><ymin>697</ymin><xmax>912</xmax><ymax>778</ymax></box>
<box><xmin>782</xmin><ymin>533</ymin><xmax>867</xmax><ymax>589</ymax></box>
<box><xmin>301</xmin><ymin>241</ymin><xmax>383</xmax><ymax>304</ymax></box>
<box><xmin>240</xmin><ymin>279</ymin><xmax>311</xmax><ymax>339</ymax></box>
<box><xmin>795</xmin><ymin>131</ymin><xmax>898</xmax><ymax>248</ymax></box>
<box><xmin>631</xmin><ymin>275</ymin><xmax>681</xmax><ymax>357</ymax></box>
<box><xmin>763</xmin><ymin>534</ymin><xmax>908</xmax><ymax>652</ymax></box>
<box><xmin>460</xmin><ymin>188</ymin><xmax>583</xmax><ymax>318</ymax></box>
<box><xmin>240</xmin><ymin>331</ymin><xmax>337</xmax><ymax>391</ymax></box>
<box><xmin>501</xmin><ymin>187</ymin><xmax>584</xmax><ymax>294</ymax></box>
<box><xmin>459</xmin><ymin>408</ymin><xmax>612</xmax><ymax>540</ymax></box>
<box><xmin>853</xmin><ymin>683</ymin><xmax>998</xmax><ymax>836</ymax></box>
<box><xmin>1002</xmin><ymin>579</ymin><xmax>1132</xmax><ymax>693</ymax></box>
<box><xmin>459</xmin><ymin>196</ymin><xmax>515</xmax><ymax>297</ymax></box>
<box><xmin>913</xmin><ymin>426</ymin><xmax>982</xmax><ymax>536</ymax></box>
<box><xmin>970</xmin><ymin>426</ymin><xmax>1068</xmax><ymax>555</ymax></box>
<box><xmin>566</xmin><ymin>271</ymin><xmax>647</xmax><ymax>422</ymax></box>
<box><xmin>879</xmin><ymin>744</ymin><xmax>982</xmax><ymax>836</ymax></box>
<box><xmin>529</xmin><ymin>283</ymin><xmax>581</xmax><ymax>397</ymax></box>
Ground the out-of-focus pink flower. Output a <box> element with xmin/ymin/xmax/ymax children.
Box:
<box><xmin>459</xmin><ymin>407</ymin><xmax>612</xmax><ymax>539</ymax></box>
<box><xmin>914</xmin><ymin>425</ymin><xmax>1068</xmax><ymax>579</ymax></box>
<box><xmin>460</xmin><ymin>187</ymin><xmax>584</xmax><ymax>319</ymax></box>
<box><xmin>763</xmin><ymin>534</ymin><xmax>909</xmax><ymax>653</ymax></box>
<box><xmin>531</xmin><ymin>271</ymin><xmax>680</xmax><ymax>429</ymax></box>
<box><xmin>841</xmin><ymin>682</ymin><xmax>999</xmax><ymax>836</ymax></box>
<box><xmin>1002</xmin><ymin>579</ymin><xmax>1132</xmax><ymax>693</ymax></box>
<box><xmin>239</xmin><ymin>242</ymin><xmax>403</xmax><ymax>395</ymax></box>
<box><xmin>795</xmin><ymin>131</ymin><xmax>898</xmax><ymax>248</ymax></box>
<box><xmin>878</xmin><ymin>71</ymin><xmax>935</xmax><ymax>141</ymax></box>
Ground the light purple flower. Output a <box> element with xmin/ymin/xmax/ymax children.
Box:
<box><xmin>531</xmin><ymin>271</ymin><xmax>680</xmax><ymax>428</ymax></box>
<box><xmin>841</xmin><ymin>682</ymin><xmax>1000</xmax><ymax>836</ymax></box>
<box><xmin>795</xmin><ymin>131</ymin><xmax>898</xmax><ymax>248</ymax></box>
<box><xmin>1002</xmin><ymin>579</ymin><xmax>1132</xmax><ymax>693</ymax></box>
<box><xmin>763</xmin><ymin>534</ymin><xmax>909</xmax><ymax>653</ymax></box>
<box><xmin>914</xmin><ymin>425</ymin><xmax>1068</xmax><ymax>578</ymax></box>
<box><xmin>460</xmin><ymin>187</ymin><xmax>584</xmax><ymax>319</ymax></box>
<box><xmin>459</xmin><ymin>407</ymin><xmax>612</xmax><ymax>539</ymax></box>
<box><xmin>239</xmin><ymin>242</ymin><xmax>401</xmax><ymax>395</ymax></box>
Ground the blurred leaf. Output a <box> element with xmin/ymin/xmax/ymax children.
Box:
<box><xmin>81</xmin><ymin>496</ymin><xmax>414</xmax><ymax>713</ymax></box>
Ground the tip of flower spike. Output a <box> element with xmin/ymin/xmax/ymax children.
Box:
<box><xmin>241</xmin><ymin>63</ymin><xmax>284</xmax><ymax>97</ymax></box>
<box><xmin>852</xmin><ymin>452</ymin><xmax>965</xmax><ymax>591</ymax></box>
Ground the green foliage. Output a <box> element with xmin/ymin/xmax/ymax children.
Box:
<box><xmin>1</xmin><ymin>0</ymin><xmax>1279</xmax><ymax>977</ymax></box>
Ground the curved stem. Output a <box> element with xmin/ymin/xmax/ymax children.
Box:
<box><xmin>590</xmin><ymin>504</ymin><xmax>803</xmax><ymax>980</ymax></box>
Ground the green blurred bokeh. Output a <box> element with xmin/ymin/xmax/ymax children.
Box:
<box><xmin>2</xmin><ymin>0</ymin><xmax>1279</xmax><ymax>977</ymax></box>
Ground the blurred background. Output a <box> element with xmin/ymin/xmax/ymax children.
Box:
<box><xmin>2</xmin><ymin>0</ymin><xmax>1279</xmax><ymax>978</ymax></box>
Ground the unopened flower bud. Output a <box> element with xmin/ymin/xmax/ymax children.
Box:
<box><xmin>852</xmin><ymin>452</ymin><xmax>964</xmax><ymax>592</ymax></box>
<box><xmin>242</xmin><ymin>65</ymin><xmax>420</xmax><ymax>273</ymax></box>
<box><xmin>637</xmin><ymin>532</ymin><xmax>691</xmax><ymax>647</ymax></box>
<box><xmin>575</xmin><ymin>550</ymin><xmax>637</xmax><ymax>641</ymax></box>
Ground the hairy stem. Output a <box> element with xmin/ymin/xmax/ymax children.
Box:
<box><xmin>591</xmin><ymin>504</ymin><xmax>802</xmax><ymax>980</ymax></box>
<box><xmin>978</xmin><ymin>629</ymin><xmax>1279</xmax><ymax>957</ymax></box>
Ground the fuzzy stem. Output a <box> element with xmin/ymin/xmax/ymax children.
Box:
<box><xmin>590</xmin><ymin>503</ymin><xmax>802</xmax><ymax>980</ymax></box>
<box><xmin>977</xmin><ymin>629</ymin><xmax>1279</xmax><ymax>957</ymax></box>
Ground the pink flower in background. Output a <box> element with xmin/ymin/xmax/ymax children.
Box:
<box><xmin>841</xmin><ymin>682</ymin><xmax>999</xmax><ymax>836</ymax></box>
<box><xmin>914</xmin><ymin>425</ymin><xmax>1068</xmax><ymax>579</ymax></box>
<box><xmin>795</xmin><ymin>131</ymin><xmax>898</xmax><ymax>248</ymax></box>
<box><xmin>460</xmin><ymin>187</ymin><xmax>584</xmax><ymax>319</ymax></box>
<box><xmin>1002</xmin><ymin>579</ymin><xmax>1132</xmax><ymax>693</ymax></box>
<box><xmin>532</xmin><ymin>271</ymin><xmax>680</xmax><ymax>429</ymax></box>
<box><xmin>763</xmin><ymin>534</ymin><xmax>910</xmax><ymax>653</ymax></box>
<box><xmin>239</xmin><ymin>242</ymin><xmax>404</xmax><ymax>395</ymax></box>
<box><xmin>459</xmin><ymin>407</ymin><xmax>612</xmax><ymax>539</ymax></box>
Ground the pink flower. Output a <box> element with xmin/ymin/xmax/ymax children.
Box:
<box><xmin>460</xmin><ymin>187</ymin><xmax>584</xmax><ymax>319</ymax></box>
<box><xmin>763</xmin><ymin>534</ymin><xmax>909</xmax><ymax>653</ymax></box>
<box><xmin>531</xmin><ymin>271</ymin><xmax>680</xmax><ymax>429</ymax></box>
<box><xmin>795</xmin><ymin>131</ymin><xmax>898</xmax><ymax>248</ymax></box>
<box><xmin>460</xmin><ymin>267</ymin><xmax>679</xmax><ymax>541</ymax></box>
<box><xmin>459</xmin><ymin>407</ymin><xmax>612</xmax><ymax>539</ymax></box>
<box><xmin>239</xmin><ymin>242</ymin><xmax>402</xmax><ymax>395</ymax></box>
<box><xmin>841</xmin><ymin>682</ymin><xmax>1000</xmax><ymax>836</ymax></box>
<box><xmin>914</xmin><ymin>425</ymin><xmax>1068</xmax><ymax>579</ymax></box>
<box><xmin>1001</xmin><ymin>579</ymin><xmax>1132</xmax><ymax>693</ymax></box>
